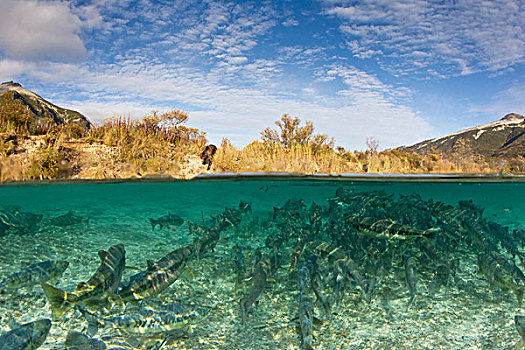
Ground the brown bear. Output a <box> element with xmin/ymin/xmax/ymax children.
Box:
<box><xmin>201</xmin><ymin>144</ymin><xmax>217</xmax><ymax>170</ymax></box>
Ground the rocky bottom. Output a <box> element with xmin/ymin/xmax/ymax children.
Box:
<box><xmin>0</xmin><ymin>216</ymin><xmax>523</xmax><ymax>350</ymax></box>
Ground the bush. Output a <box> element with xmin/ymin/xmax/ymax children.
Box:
<box><xmin>261</xmin><ymin>114</ymin><xmax>334</xmax><ymax>151</ymax></box>
<box><xmin>27</xmin><ymin>147</ymin><xmax>69</xmax><ymax>179</ymax></box>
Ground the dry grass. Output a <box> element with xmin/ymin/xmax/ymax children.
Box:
<box><xmin>214</xmin><ymin>140</ymin><xmax>357</xmax><ymax>174</ymax></box>
<box><xmin>0</xmin><ymin>107</ymin><xmax>523</xmax><ymax>180</ymax></box>
<box><xmin>85</xmin><ymin>116</ymin><xmax>206</xmax><ymax>176</ymax></box>
<box><xmin>214</xmin><ymin>140</ymin><xmax>523</xmax><ymax>175</ymax></box>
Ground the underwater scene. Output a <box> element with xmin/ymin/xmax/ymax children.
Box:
<box><xmin>0</xmin><ymin>178</ymin><xmax>524</xmax><ymax>349</ymax></box>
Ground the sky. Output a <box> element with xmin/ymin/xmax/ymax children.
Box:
<box><xmin>0</xmin><ymin>0</ymin><xmax>523</xmax><ymax>150</ymax></box>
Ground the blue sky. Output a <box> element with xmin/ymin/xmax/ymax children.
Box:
<box><xmin>0</xmin><ymin>0</ymin><xmax>523</xmax><ymax>150</ymax></box>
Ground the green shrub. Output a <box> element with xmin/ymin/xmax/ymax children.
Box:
<box><xmin>27</xmin><ymin>147</ymin><xmax>68</xmax><ymax>179</ymax></box>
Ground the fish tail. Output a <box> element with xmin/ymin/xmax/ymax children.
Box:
<box><xmin>406</xmin><ymin>294</ymin><xmax>416</xmax><ymax>311</ymax></box>
<box><xmin>41</xmin><ymin>283</ymin><xmax>77</xmax><ymax>320</ymax></box>
<box><xmin>149</xmin><ymin>218</ymin><xmax>157</xmax><ymax>231</ymax></box>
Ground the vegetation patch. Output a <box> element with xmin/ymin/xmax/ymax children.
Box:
<box><xmin>0</xmin><ymin>104</ymin><xmax>523</xmax><ymax>180</ymax></box>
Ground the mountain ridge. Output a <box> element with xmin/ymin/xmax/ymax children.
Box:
<box><xmin>0</xmin><ymin>81</ymin><xmax>91</xmax><ymax>130</ymax></box>
<box><xmin>400</xmin><ymin>113</ymin><xmax>525</xmax><ymax>159</ymax></box>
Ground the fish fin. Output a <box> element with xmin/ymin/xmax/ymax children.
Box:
<box><xmin>107</xmin><ymin>294</ymin><xmax>125</xmax><ymax>311</ymax></box>
<box><xmin>41</xmin><ymin>283</ymin><xmax>76</xmax><ymax>320</ymax></box>
<box><xmin>147</xmin><ymin>260</ymin><xmax>155</xmax><ymax>270</ymax></box>
<box><xmin>312</xmin><ymin>316</ymin><xmax>323</xmax><ymax>326</ymax></box>
<box><xmin>149</xmin><ymin>218</ymin><xmax>157</xmax><ymax>231</ymax></box>
<box><xmin>426</xmin><ymin>227</ymin><xmax>441</xmax><ymax>236</ymax></box>
<box><xmin>98</xmin><ymin>250</ymin><xmax>108</xmax><ymax>261</ymax></box>
<box><xmin>154</xmin><ymin>334</ymin><xmax>171</xmax><ymax>350</ymax></box>
<box><xmin>125</xmin><ymin>266</ymin><xmax>140</xmax><ymax>271</ymax></box>
<box><xmin>78</xmin><ymin>306</ymin><xmax>101</xmax><ymax>337</ymax></box>
<box><xmin>183</xmin><ymin>266</ymin><xmax>197</xmax><ymax>279</ymax></box>
<box><xmin>244</xmin><ymin>275</ymin><xmax>253</xmax><ymax>282</ymax></box>
<box><xmin>7</xmin><ymin>318</ymin><xmax>20</xmax><ymax>329</ymax></box>
<box><xmin>77</xmin><ymin>281</ymin><xmax>90</xmax><ymax>290</ymax></box>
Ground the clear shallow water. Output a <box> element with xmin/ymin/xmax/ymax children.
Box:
<box><xmin>0</xmin><ymin>178</ymin><xmax>524</xmax><ymax>349</ymax></box>
<box><xmin>2</xmin><ymin>179</ymin><xmax>523</xmax><ymax>223</ymax></box>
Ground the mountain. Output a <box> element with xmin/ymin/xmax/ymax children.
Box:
<box><xmin>400</xmin><ymin>113</ymin><xmax>525</xmax><ymax>159</ymax></box>
<box><xmin>0</xmin><ymin>81</ymin><xmax>91</xmax><ymax>129</ymax></box>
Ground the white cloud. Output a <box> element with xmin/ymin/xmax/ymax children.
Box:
<box><xmin>467</xmin><ymin>82</ymin><xmax>525</xmax><ymax>119</ymax></box>
<box><xmin>278</xmin><ymin>46</ymin><xmax>328</xmax><ymax>68</ymax></box>
<box><xmin>282</xmin><ymin>18</ymin><xmax>299</xmax><ymax>27</ymax></box>
<box><xmin>165</xmin><ymin>1</ymin><xmax>277</xmax><ymax>66</ymax></box>
<box><xmin>19</xmin><ymin>56</ymin><xmax>430</xmax><ymax>150</ymax></box>
<box><xmin>226</xmin><ymin>56</ymin><xmax>248</xmax><ymax>65</ymax></box>
<box><xmin>323</xmin><ymin>0</ymin><xmax>525</xmax><ymax>76</ymax></box>
<box><xmin>0</xmin><ymin>59</ymin><xmax>34</xmax><ymax>80</ymax></box>
<box><xmin>1</xmin><ymin>0</ymin><xmax>435</xmax><ymax>150</ymax></box>
<box><xmin>0</xmin><ymin>0</ymin><xmax>88</xmax><ymax>62</ymax></box>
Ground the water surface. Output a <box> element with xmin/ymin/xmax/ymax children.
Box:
<box><xmin>0</xmin><ymin>177</ymin><xmax>524</xmax><ymax>349</ymax></box>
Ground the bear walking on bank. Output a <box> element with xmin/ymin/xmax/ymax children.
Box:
<box><xmin>201</xmin><ymin>144</ymin><xmax>217</xmax><ymax>170</ymax></box>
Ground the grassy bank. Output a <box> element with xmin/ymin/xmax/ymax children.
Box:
<box><xmin>0</xmin><ymin>106</ymin><xmax>522</xmax><ymax>181</ymax></box>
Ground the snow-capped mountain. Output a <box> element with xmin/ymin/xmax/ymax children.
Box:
<box><xmin>401</xmin><ymin>113</ymin><xmax>525</xmax><ymax>158</ymax></box>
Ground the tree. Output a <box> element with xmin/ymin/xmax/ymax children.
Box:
<box><xmin>142</xmin><ymin>109</ymin><xmax>190</xmax><ymax>134</ymax></box>
<box><xmin>260</xmin><ymin>114</ymin><xmax>333</xmax><ymax>151</ymax></box>
<box><xmin>366</xmin><ymin>137</ymin><xmax>380</xmax><ymax>154</ymax></box>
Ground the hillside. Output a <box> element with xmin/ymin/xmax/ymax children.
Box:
<box><xmin>401</xmin><ymin>113</ymin><xmax>525</xmax><ymax>159</ymax></box>
<box><xmin>0</xmin><ymin>81</ymin><xmax>91</xmax><ymax>130</ymax></box>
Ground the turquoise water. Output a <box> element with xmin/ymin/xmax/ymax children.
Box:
<box><xmin>0</xmin><ymin>178</ymin><xmax>524</xmax><ymax>349</ymax></box>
